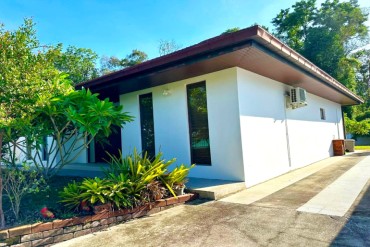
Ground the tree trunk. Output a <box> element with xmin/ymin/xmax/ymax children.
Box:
<box><xmin>0</xmin><ymin>131</ymin><xmax>5</xmax><ymax>228</ymax></box>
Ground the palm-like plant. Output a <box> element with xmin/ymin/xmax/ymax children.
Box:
<box><xmin>59</xmin><ymin>181</ymin><xmax>83</xmax><ymax>211</ymax></box>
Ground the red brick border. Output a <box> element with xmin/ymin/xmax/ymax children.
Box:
<box><xmin>0</xmin><ymin>193</ymin><xmax>197</xmax><ymax>246</ymax></box>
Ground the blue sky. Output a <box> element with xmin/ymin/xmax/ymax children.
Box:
<box><xmin>1</xmin><ymin>0</ymin><xmax>369</xmax><ymax>60</ymax></box>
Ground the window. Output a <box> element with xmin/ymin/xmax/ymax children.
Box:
<box><xmin>187</xmin><ymin>81</ymin><xmax>211</xmax><ymax>165</ymax></box>
<box><xmin>320</xmin><ymin>108</ymin><xmax>326</xmax><ymax>120</ymax></box>
<box><xmin>139</xmin><ymin>93</ymin><xmax>155</xmax><ymax>158</ymax></box>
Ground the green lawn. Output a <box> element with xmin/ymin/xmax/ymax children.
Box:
<box><xmin>355</xmin><ymin>146</ymin><xmax>370</xmax><ymax>150</ymax></box>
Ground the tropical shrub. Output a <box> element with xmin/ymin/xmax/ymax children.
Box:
<box><xmin>106</xmin><ymin>181</ymin><xmax>132</xmax><ymax>208</ymax></box>
<box><xmin>59</xmin><ymin>181</ymin><xmax>83</xmax><ymax>211</ymax></box>
<box><xmin>162</xmin><ymin>164</ymin><xmax>195</xmax><ymax>189</ymax></box>
<box><xmin>105</xmin><ymin>150</ymin><xmax>177</xmax><ymax>203</ymax></box>
<box><xmin>78</xmin><ymin>178</ymin><xmax>111</xmax><ymax>206</ymax></box>
<box><xmin>59</xmin><ymin>177</ymin><xmax>132</xmax><ymax>210</ymax></box>
<box><xmin>60</xmin><ymin>150</ymin><xmax>195</xmax><ymax>211</ymax></box>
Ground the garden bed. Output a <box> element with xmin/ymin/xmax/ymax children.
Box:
<box><xmin>1</xmin><ymin>149</ymin><xmax>196</xmax><ymax>246</ymax></box>
<box><xmin>0</xmin><ymin>193</ymin><xmax>198</xmax><ymax>246</ymax></box>
<box><xmin>3</xmin><ymin>176</ymin><xmax>84</xmax><ymax>228</ymax></box>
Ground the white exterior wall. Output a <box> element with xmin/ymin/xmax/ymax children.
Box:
<box><xmin>237</xmin><ymin>68</ymin><xmax>291</xmax><ymax>187</ymax></box>
<box><xmin>237</xmin><ymin>68</ymin><xmax>344</xmax><ymax>187</ymax></box>
<box><xmin>57</xmin><ymin>66</ymin><xmax>346</xmax><ymax>186</ymax></box>
<box><xmin>286</xmin><ymin>93</ymin><xmax>344</xmax><ymax>169</ymax></box>
<box><xmin>54</xmin><ymin>136</ymin><xmax>88</xmax><ymax>164</ymax></box>
<box><xmin>120</xmin><ymin>68</ymin><xmax>245</xmax><ymax>181</ymax></box>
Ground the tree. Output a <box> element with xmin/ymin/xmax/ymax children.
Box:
<box><xmin>352</xmin><ymin>49</ymin><xmax>370</xmax><ymax>98</ymax></box>
<box><xmin>158</xmin><ymin>39</ymin><xmax>182</xmax><ymax>56</ymax></box>
<box><xmin>346</xmin><ymin>48</ymin><xmax>370</xmax><ymax>134</ymax></box>
<box><xmin>272</xmin><ymin>0</ymin><xmax>316</xmax><ymax>52</ymax></box>
<box><xmin>272</xmin><ymin>0</ymin><xmax>368</xmax><ymax>86</ymax></box>
<box><xmin>222</xmin><ymin>27</ymin><xmax>241</xmax><ymax>34</ymax></box>
<box><xmin>54</xmin><ymin>45</ymin><xmax>99</xmax><ymax>85</ymax></box>
<box><xmin>0</xmin><ymin>18</ymin><xmax>71</xmax><ymax>228</ymax></box>
<box><xmin>0</xmin><ymin>19</ymin><xmax>133</xmax><ymax>228</ymax></box>
<box><xmin>344</xmin><ymin>114</ymin><xmax>370</xmax><ymax>135</ymax></box>
<box><xmin>272</xmin><ymin>0</ymin><xmax>369</xmax><ymax>135</ymax></box>
<box><xmin>18</xmin><ymin>88</ymin><xmax>133</xmax><ymax>178</ymax></box>
<box><xmin>100</xmin><ymin>49</ymin><xmax>148</xmax><ymax>74</ymax></box>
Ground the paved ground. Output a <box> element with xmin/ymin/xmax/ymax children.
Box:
<box><xmin>54</xmin><ymin>152</ymin><xmax>370</xmax><ymax>247</ymax></box>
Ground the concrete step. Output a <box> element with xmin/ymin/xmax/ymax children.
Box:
<box><xmin>186</xmin><ymin>177</ymin><xmax>246</xmax><ymax>200</ymax></box>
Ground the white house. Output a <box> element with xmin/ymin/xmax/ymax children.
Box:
<box><xmin>77</xmin><ymin>26</ymin><xmax>363</xmax><ymax>188</ymax></box>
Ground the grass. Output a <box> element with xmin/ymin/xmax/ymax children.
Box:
<box><xmin>355</xmin><ymin>146</ymin><xmax>370</xmax><ymax>150</ymax></box>
<box><xmin>3</xmin><ymin>176</ymin><xmax>83</xmax><ymax>228</ymax></box>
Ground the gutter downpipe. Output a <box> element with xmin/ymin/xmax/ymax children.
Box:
<box><xmin>284</xmin><ymin>93</ymin><xmax>292</xmax><ymax>168</ymax></box>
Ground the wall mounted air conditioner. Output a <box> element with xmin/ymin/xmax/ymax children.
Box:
<box><xmin>289</xmin><ymin>87</ymin><xmax>307</xmax><ymax>109</ymax></box>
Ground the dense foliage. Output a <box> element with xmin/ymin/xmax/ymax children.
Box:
<box><xmin>100</xmin><ymin>49</ymin><xmax>148</xmax><ymax>75</ymax></box>
<box><xmin>54</xmin><ymin>45</ymin><xmax>99</xmax><ymax>85</ymax></box>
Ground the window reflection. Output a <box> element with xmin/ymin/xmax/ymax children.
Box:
<box><xmin>139</xmin><ymin>93</ymin><xmax>155</xmax><ymax>158</ymax></box>
<box><xmin>187</xmin><ymin>82</ymin><xmax>211</xmax><ymax>165</ymax></box>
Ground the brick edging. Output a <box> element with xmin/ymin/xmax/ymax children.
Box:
<box><xmin>0</xmin><ymin>193</ymin><xmax>198</xmax><ymax>247</ymax></box>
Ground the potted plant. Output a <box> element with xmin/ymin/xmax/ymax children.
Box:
<box><xmin>173</xmin><ymin>180</ymin><xmax>187</xmax><ymax>196</ymax></box>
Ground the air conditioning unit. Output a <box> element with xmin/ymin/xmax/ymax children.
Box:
<box><xmin>289</xmin><ymin>87</ymin><xmax>307</xmax><ymax>109</ymax></box>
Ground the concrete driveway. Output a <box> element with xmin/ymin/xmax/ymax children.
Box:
<box><xmin>54</xmin><ymin>152</ymin><xmax>370</xmax><ymax>247</ymax></box>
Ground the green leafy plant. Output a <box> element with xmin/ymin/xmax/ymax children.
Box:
<box><xmin>162</xmin><ymin>164</ymin><xmax>195</xmax><ymax>189</ymax></box>
<box><xmin>78</xmin><ymin>177</ymin><xmax>111</xmax><ymax>206</ymax></box>
<box><xmin>59</xmin><ymin>151</ymin><xmax>195</xmax><ymax>212</ymax></box>
<box><xmin>105</xmin><ymin>149</ymin><xmax>176</xmax><ymax>205</ymax></box>
<box><xmin>104</xmin><ymin>181</ymin><xmax>132</xmax><ymax>208</ymax></box>
<box><xmin>59</xmin><ymin>181</ymin><xmax>83</xmax><ymax>211</ymax></box>
<box><xmin>60</xmin><ymin>177</ymin><xmax>132</xmax><ymax>210</ymax></box>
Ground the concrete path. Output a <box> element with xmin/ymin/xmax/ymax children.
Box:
<box><xmin>220</xmin><ymin>156</ymin><xmax>342</xmax><ymax>205</ymax></box>
<box><xmin>221</xmin><ymin>152</ymin><xmax>370</xmax><ymax>218</ymax></box>
<box><xmin>298</xmin><ymin>155</ymin><xmax>370</xmax><ymax>216</ymax></box>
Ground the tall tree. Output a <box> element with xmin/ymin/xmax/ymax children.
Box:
<box><xmin>272</xmin><ymin>0</ymin><xmax>369</xmax><ymax>134</ymax></box>
<box><xmin>100</xmin><ymin>49</ymin><xmax>148</xmax><ymax>74</ymax></box>
<box><xmin>272</xmin><ymin>0</ymin><xmax>317</xmax><ymax>52</ymax></box>
<box><xmin>54</xmin><ymin>45</ymin><xmax>99</xmax><ymax>85</ymax></box>
<box><xmin>273</xmin><ymin>0</ymin><xmax>368</xmax><ymax>83</ymax></box>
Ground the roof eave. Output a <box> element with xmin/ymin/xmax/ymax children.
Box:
<box><xmin>253</xmin><ymin>28</ymin><xmax>363</xmax><ymax>105</ymax></box>
<box><xmin>77</xmin><ymin>25</ymin><xmax>363</xmax><ymax>105</ymax></box>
